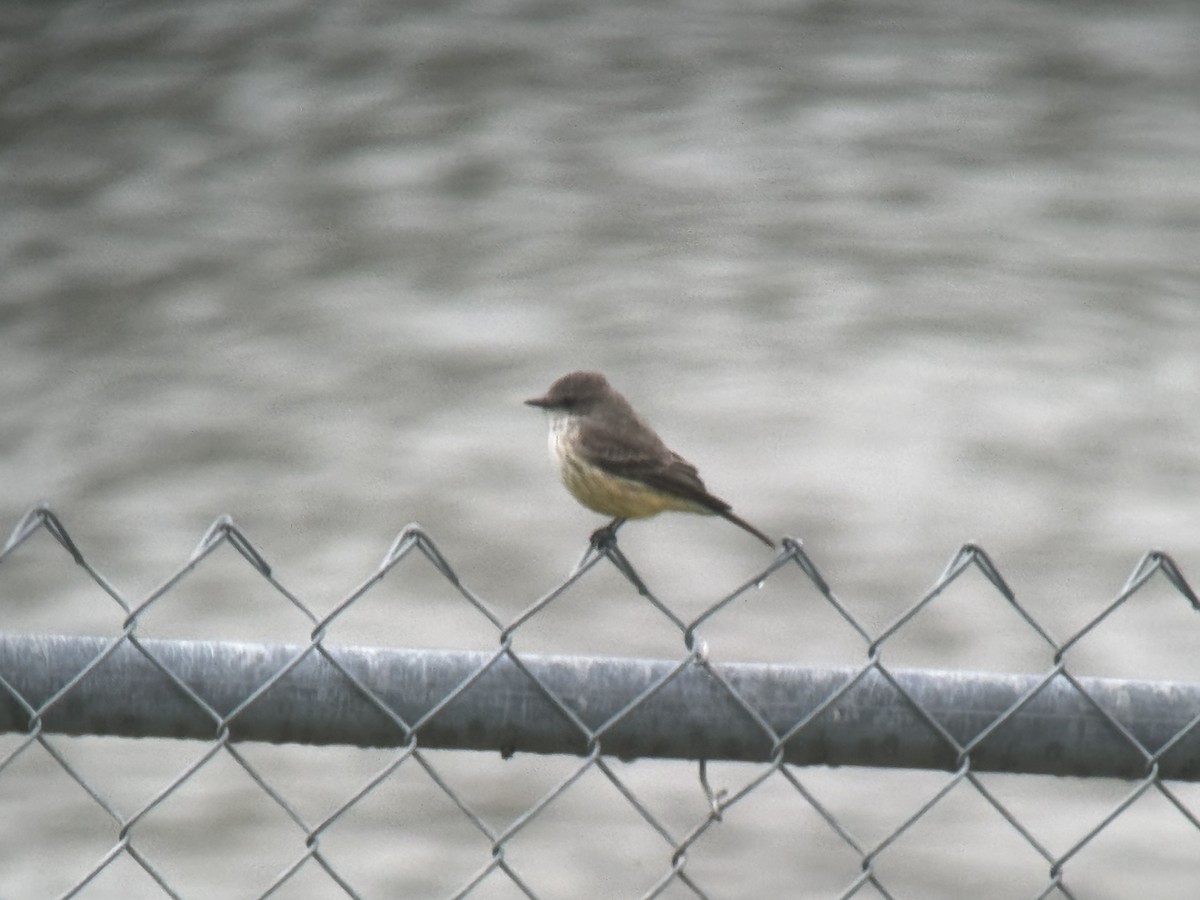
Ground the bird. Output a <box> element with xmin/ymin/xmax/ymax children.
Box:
<box><xmin>526</xmin><ymin>371</ymin><xmax>773</xmax><ymax>547</ymax></box>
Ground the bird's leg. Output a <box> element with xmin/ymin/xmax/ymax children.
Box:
<box><xmin>573</xmin><ymin>517</ymin><xmax>625</xmax><ymax>573</ymax></box>
<box><xmin>586</xmin><ymin>518</ymin><xmax>653</xmax><ymax>597</ymax></box>
<box><xmin>574</xmin><ymin>518</ymin><xmax>653</xmax><ymax>598</ymax></box>
<box><xmin>589</xmin><ymin>517</ymin><xmax>627</xmax><ymax>549</ymax></box>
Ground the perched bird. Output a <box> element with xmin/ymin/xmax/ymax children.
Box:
<box><xmin>526</xmin><ymin>371</ymin><xmax>773</xmax><ymax>547</ymax></box>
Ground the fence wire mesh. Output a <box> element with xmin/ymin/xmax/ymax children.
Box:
<box><xmin>1</xmin><ymin>505</ymin><xmax>1199</xmax><ymax>899</ymax></box>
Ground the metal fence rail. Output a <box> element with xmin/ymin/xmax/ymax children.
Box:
<box><xmin>1</xmin><ymin>506</ymin><xmax>1198</xmax><ymax>899</ymax></box>
<box><xmin>5</xmin><ymin>635</ymin><xmax>1200</xmax><ymax>781</ymax></box>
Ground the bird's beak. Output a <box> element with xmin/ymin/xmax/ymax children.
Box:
<box><xmin>525</xmin><ymin>394</ymin><xmax>551</xmax><ymax>409</ymax></box>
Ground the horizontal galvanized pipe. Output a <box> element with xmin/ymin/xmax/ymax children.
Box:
<box><xmin>0</xmin><ymin>633</ymin><xmax>1195</xmax><ymax>780</ymax></box>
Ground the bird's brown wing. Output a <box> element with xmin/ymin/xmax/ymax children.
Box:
<box><xmin>640</xmin><ymin>452</ymin><xmax>730</xmax><ymax>512</ymax></box>
<box><xmin>576</xmin><ymin>418</ymin><xmax>727</xmax><ymax>512</ymax></box>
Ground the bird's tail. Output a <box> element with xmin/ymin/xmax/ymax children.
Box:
<box><xmin>718</xmin><ymin>508</ymin><xmax>775</xmax><ymax>548</ymax></box>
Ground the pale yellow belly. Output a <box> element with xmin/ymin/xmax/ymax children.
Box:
<box><xmin>550</xmin><ymin>422</ymin><xmax>707</xmax><ymax>519</ymax></box>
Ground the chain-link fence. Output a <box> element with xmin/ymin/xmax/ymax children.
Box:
<box><xmin>2</xmin><ymin>505</ymin><xmax>1198</xmax><ymax>899</ymax></box>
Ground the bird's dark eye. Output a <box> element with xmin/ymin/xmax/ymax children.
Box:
<box><xmin>560</xmin><ymin>396</ymin><xmax>577</xmax><ymax>409</ymax></box>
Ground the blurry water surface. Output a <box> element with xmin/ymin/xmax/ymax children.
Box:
<box><xmin>2</xmin><ymin>0</ymin><xmax>1199</xmax><ymax>896</ymax></box>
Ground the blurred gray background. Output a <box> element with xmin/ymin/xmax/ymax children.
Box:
<box><xmin>2</xmin><ymin>0</ymin><xmax>1199</xmax><ymax>897</ymax></box>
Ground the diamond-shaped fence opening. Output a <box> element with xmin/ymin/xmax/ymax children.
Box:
<box><xmin>125</xmin><ymin>539</ymin><xmax>317</xmax><ymax>648</ymax></box>
<box><xmin>862</xmin><ymin>773</ymin><xmax>1053</xmax><ymax>899</ymax></box>
<box><xmin>132</xmin><ymin>748</ymin><xmax>303</xmax><ymax>896</ymax></box>
<box><xmin>1062</xmin><ymin>784</ymin><xmax>1200</xmax><ymax>898</ymax></box>
<box><xmin>697</xmin><ymin>562</ymin><xmax>866</xmax><ymax>669</ymax></box>
<box><xmin>865</xmin><ymin>553</ymin><xmax>1055</xmax><ymax>675</ymax></box>
<box><xmin>503</xmin><ymin>573</ymin><xmax>670</xmax><ymax>663</ymax></box>
<box><xmin>316</xmin><ymin>525</ymin><xmax>509</xmax><ymax>656</ymax></box>
<box><xmin>1058</xmin><ymin>553</ymin><xmax>1200</xmax><ymax>684</ymax></box>
<box><xmin>0</xmin><ymin>517</ymin><xmax>129</xmax><ymax>639</ymax></box>
<box><xmin>681</xmin><ymin>765</ymin><xmax>866</xmax><ymax>897</ymax></box>
<box><xmin>308</xmin><ymin>748</ymin><xmax>497</xmax><ymax>896</ymax></box>
<box><xmin>2</xmin><ymin>506</ymin><xmax>1200</xmax><ymax>899</ymax></box>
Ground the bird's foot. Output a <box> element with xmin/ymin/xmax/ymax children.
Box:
<box><xmin>589</xmin><ymin>518</ymin><xmax>626</xmax><ymax>550</ymax></box>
